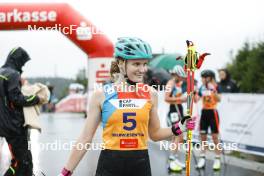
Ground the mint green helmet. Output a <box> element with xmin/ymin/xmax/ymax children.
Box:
<box><xmin>169</xmin><ymin>65</ymin><xmax>186</xmax><ymax>78</ymax></box>
<box><xmin>114</xmin><ymin>37</ymin><xmax>152</xmax><ymax>60</ymax></box>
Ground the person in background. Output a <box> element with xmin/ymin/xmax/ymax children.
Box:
<box><xmin>0</xmin><ymin>47</ymin><xmax>45</xmax><ymax>176</ymax></box>
<box><xmin>217</xmin><ymin>68</ymin><xmax>239</xmax><ymax>93</ymax></box>
<box><xmin>195</xmin><ymin>70</ymin><xmax>222</xmax><ymax>170</ymax></box>
<box><xmin>164</xmin><ymin>65</ymin><xmax>187</xmax><ymax>172</ymax></box>
<box><xmin>47</xmin><ymin>85</ymin><xmax>57</xmax><ymax>112</ymax></box>
<box><xmin>42</xmin><ymin>82</ymin><xmax>57</xmax><ymax>112</ymax></box>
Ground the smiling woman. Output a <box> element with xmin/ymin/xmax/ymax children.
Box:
<box><xmin>113</xmin><ymin>59</ymin><xmax>149</xmax><ymax>84</ymax></box>
<box><xmin>59</xmin><ymin>37</ymin><xmax>195</xmax><ymax>176</ymax></box>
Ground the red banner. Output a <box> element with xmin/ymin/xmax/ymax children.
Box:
<box><xmin>0</xmin><ymin>3</ymin><xmax>114</xmax><ymax>58</ymax></box>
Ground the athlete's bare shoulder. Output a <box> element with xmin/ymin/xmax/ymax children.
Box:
<box><xmin>90</xmin><ymin>87</ymin><xmax>105</xmax><ymax>106</ymax></box>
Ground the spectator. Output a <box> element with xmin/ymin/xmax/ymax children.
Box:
<box><xmin>218</xmin><ymin>68</ymin><xmax>239</xmax><ymax>93</ymax></box>
<box><xmin>0</xmin><ymin>47</ymin><xmax>44</xmax><ymax>176</ymax></box>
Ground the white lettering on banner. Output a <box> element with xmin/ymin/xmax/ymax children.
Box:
<box><xmin>95</xmin><ymin>63</ymin><xmax>110</xmax><ymax>83</ymax></box>
<box><xmin>88</xmin><ymin>58</ymin><xmax>114</xmax><ymax>90</ymax></box>
<box><xmin>0</xmin><ymin>9</ymin><xmax>57</xmax><ymax>23</ymax></box>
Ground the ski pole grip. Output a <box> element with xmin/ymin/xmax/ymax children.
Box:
<box><xmin>181</xmin><ymin>115</ymin><xmax>191</xmax><ymax>125</ymax></box>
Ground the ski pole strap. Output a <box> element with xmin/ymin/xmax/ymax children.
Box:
<box><xmin>181</xmin><ymin>115</ymin><xmax>191</xmax><ymax>125</ymax></box>
<box><xmin>171</xmin><ymin>122</ymin><xmax>183</xmax><ymax>136</ymax></box>
<box><xmin>171</xmin><ymin>115</ymin><xmax>193</xmax><ymax>136</ymax></box>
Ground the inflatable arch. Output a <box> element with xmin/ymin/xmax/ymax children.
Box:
<box><xmin>0</xmin><ymin>3</ymin><xmax>114</xmax><ymax>90</ymax></box>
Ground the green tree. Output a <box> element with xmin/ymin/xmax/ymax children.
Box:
<box><xmin>75</xmin><ymin>68</ymin><xmax>88</xmax><ymax>89</ymax></box>
<box><xmin>227</xmin><ymin>42</ymin><xmax>264</xmax><ymax>93</ymax></box>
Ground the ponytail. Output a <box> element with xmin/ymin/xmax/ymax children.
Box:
<box><xmin>110</xmin><ymin>60</ymin><xmax>120</xmax><ymax>81</ymax></box>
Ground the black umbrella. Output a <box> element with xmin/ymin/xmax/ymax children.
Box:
<box><xmin>144</xmin><ymin>67</ymin><xmax>171</xmax><ymax>90</ymax></box>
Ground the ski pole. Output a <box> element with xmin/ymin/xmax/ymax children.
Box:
<box><xmin>181</xmin><ymin>40</ymin><xmax>210</xmax><ymax>176</ymax></box>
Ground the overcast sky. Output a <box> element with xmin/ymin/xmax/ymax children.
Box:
<box><xmin>0</xmin><ymin>0</ymin><xmax>263</xmax><ymax>79</ymax></box>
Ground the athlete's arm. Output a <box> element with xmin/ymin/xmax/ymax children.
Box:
<box><xmin>193</xmin><ymin>91</ymin><xmax>201</xmax><ymax>103</ymax></box>
<box><xmin>62</xmin><ymin>90</ymin><xmax>103</xmax><ymax>173</ymax></box>
<box><xmin>214</xmin><ymin>92</ymin><xmax>221</xmax><ymax>102</ymax></box>
<box><xmin>149</xmin><ymin>88</ymin><xmax>174</xmax><ymax>141</ymax></box>
<box><xmin>214</xmin><ymin>83</ymin><xmax>221</xmax><ymax>102</ymax></box>
<box><xmin>193</xmin><ymin>86</ymin><xmax>202</xmax><ymax>103</ymax></box>
<box><xmin>164</xmin><ymin>79</ymin><xmax>185</xmax><ymax>104</ymax></box>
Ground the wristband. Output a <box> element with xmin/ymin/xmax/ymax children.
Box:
<box><xmin>61</xmin><ymin>167</ymin><xmax>72</xmax><ymax>176</ymax></box>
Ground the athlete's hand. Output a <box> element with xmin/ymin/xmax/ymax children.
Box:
<box><xmin>207</xmin><ymin>83</ymin><xmax>216</xmax><ymax>92</ymax></box>
<box><xmin>171</xmin><ymin>116</ymin><xmax>195</xmax><ymax>136</ymax></box>
<box><xmin>186</xmin><ymin>117</ymin><xmax>195</xmax><ymax>130</ymax></box>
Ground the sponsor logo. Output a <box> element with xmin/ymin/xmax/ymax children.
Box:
<box><xmin>76</xmin><ymin>22</ymin><xmax>93</xmax><ymax>40</ymax></box>
<box><xmin>119</xmin><ymin>99</ymin><xmax>137</xmax><ymax>108</ymax></box>
<box><xmin>109</xmin><ymin>99</ymin><xmax>146</xmax><ymax>109</ymax></box>
<box><xmin>120</xmin><ymin>139</ymin><xmax>138</xmax><ymax>148</ymax></box>
<box><xmin>0</xmin><ymin>9</ymin><xmax>57</xmax><ymax>23</ymax></box>
<box><xmin>95</xmin><ymin>63</ymin><xmax>110</xmax><ymax>83</ymax></box>
<box><xmin>112</xmin><ymin>133</ymin><xmax>144</xmax><ymax>137</ymax></box>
